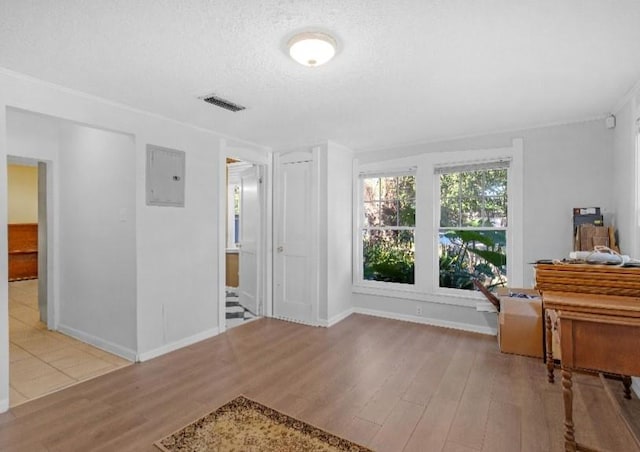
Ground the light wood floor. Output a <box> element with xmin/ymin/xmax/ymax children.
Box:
<box><xmin>0</xmin><ymin>314</ymin><xmax>637</xmax><ymax>451</ymax></box>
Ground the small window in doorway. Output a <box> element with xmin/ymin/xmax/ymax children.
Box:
<box><xmin>233</xmin><ymin>185</ymin><xmax>240</xmax><ymax>245</ymax></box>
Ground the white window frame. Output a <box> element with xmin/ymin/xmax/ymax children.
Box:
<box><xmin>354</xmin><ymin>166</ymin><xmax>417</xmax><ymax>292</ymax></box>
<box><xmin>353</xmin><ymin>139</ymin><xmax>524</xmax><ymax>307</ymax></box>
<box><xmin>353</xmin><ymin>157</ymin><xmax>421</xmax><ymax>295</ymax></box>
<box><xmin>434</xmin><ymin>160</ymin><xmax>512</xmax><ymax>299</ymax></box>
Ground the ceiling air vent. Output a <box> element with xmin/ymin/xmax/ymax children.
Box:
<box><xmin>199</xmin><ymin>93</ymin><xmax>246</xmax><ymax>112</ymax></box>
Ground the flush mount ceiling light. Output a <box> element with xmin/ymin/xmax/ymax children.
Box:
<box><xmin>288</xmin><ymin>32</ymin><xmax>337</xmax><ymax>67</ymax></box>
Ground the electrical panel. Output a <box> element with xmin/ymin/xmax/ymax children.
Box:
<box><xmin>146</xmin><ymin>145</ymin><xmax>185</xmax><ymax>207</ymax></box>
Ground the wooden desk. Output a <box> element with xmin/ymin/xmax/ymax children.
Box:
<box><xmin>542</xmin><ymin>291</ymin><xmax>640</xmax><ymax>452</ymax></box>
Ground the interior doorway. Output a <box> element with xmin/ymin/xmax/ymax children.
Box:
<box><xmin>7</xmin><ymin>158</ymin><xmax>46</xmax><ymax>320</ymax></box>
<box><xmin>224</xmin><ymin>158</ymin><xmax>266</xmax><ymax>330</ymax></box>
<box><xmin>6</xmin><ymin>157</ymin><xmax>130</xmax><ymax>408</ymax></box>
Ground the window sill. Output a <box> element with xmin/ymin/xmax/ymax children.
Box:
<box><xmin>352</xmin><ymin>283</ymin><xmax>481</xmax><ymax>308</ymax></box>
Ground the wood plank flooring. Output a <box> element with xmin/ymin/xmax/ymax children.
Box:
<box><xmin>0</xmin><ymin>314</ymin><xmax>638</xmax><ymax>451</ymax></box>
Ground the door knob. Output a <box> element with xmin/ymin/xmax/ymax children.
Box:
<box><xmin>277</xmin><ymin>246</ymin><xmax>284</xmax><ymax>253</ymax></box>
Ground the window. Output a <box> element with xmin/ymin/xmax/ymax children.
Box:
<box><xmin>437</xmin><ymin>163</ymin><xmax>508</xmax><ymax>290</ymax></box>
<box><xmin>233</xmin><ymin>185</ymin><xmax>240</xmax><ymax>245</ymax></box>
<box><xmin>353</xmin><ymin>139</ymin><xmax>523</xmax><ymax>304</ymax></box>
<box><xmin>361</xmin><ymin>173</ymin><xmax>416</xmax><ymax>284</ymax></box>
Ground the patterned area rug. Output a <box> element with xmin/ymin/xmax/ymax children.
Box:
<box><xmin>155</xmin><ymin>395</ymin><xmax>373</xmax><ymax>452</ymax></box>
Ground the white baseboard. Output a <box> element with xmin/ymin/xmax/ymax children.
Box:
<box><xmin>0</xmin><ymin>397</ymin><xmax>8</xmax><ymax>413</ymax></box>
<box><xmin>632</xmin><ymin>377</ymin><xmax>640</xmax><ymax>398</ymax></box>
<box><xmin>318</xmin><ymin>309</ymin><xmax>354</xmax><ymax>328</ymax></box>
<box><xmin>353</xmin><ymin>307</ymin><xmax>497</xmax><ymax>336</ymax></box>
<box><xmin>272</xmin><ymin>316</ymin><xmax>322</xmax><ymax>327</ymax></box>
<box><xmin>137</xmin><ymin>327</ymin><xmax>220</xmax><ymax>362</ymax></box>
<box><xmin>57</xmin><ymin>324</ymin><xmax>137</xmax><ymax>362</ymax></box>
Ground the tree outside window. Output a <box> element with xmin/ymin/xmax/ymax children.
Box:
<box><xmin>438</xmin><ymin>167</ymin><xmax>508</xmax><ymax>290</ymax></box>
<box><xmin>362</xmin><ymin>174</ymin><xmax>416</xmax><ymax>284</ymax></box>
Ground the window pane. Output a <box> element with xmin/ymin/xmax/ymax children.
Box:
<box><xmin>483</xmin><ymin>169</ymin><xmax>507</xmax><ymax>196</ymax></box>
<box><xmin>458</xmin><ymin>197</ymin><xmax>484</xmax><ymax>227</ymax></box>
<box><xmin>381</xmin><ymin>177</ymin><xmax>397</xmax><ymax>199</ymax></box>
<box><xmin>399</xmin><ymin>199</ymin><xmax>415</xmax><ymax>227</ymax></box>
<box><xmin>397</xmin><ymin>176</ymin><xmax>416</xmax><ymax>199</ymax></box>
<box><xmin>485</xmin><ymin>196</ymin><xmax>507</xmax><ymax>227</ymax></box>
<box><xmin>439</xmin><ymin>168</ymin><xmax>507</xmax><ymax>228</ymax></box>
<box><xmin>439</xmin><ymin>173</ymin><xmax>458</xmax><ymax>198</ymax></box>
<box><xmin>459</xmin><ymin>171</ymin><xmax>482</xmax><ymax>197</ymax></box>
<box><xmin>363</xmin><ymin>178</ymin><xmax>380</xmax><ymax>202</ymax></box>
<box><xmin>363</xmin><ymin>201</ymin><xmax>379</xmax><ymax>226</ymax></box>
<box><xmin>233</xmin><ymin>185</ymin><xmax>240</xmax><ymax>214</ymax></box>
<box><xmin>438</xmin><ymin>229</ymin><xmax>507</xmax><ymax>290</ymax></box>
<box><xmin>363</xmin><ymin>229</ymin><xmax>415</xmax><ymax>284</ymax></box>
<box><xmin>380</xmin><ymin>201</ymin><xmax>398</xmax><ymax>226</ymax></box>
<box><xmin>440</xmin><ymin>196</ymin><xmax>460</xmax><ymax>227</ymax></box>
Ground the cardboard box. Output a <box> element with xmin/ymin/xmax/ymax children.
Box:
<box><xmin>497</xmin><ymin>288</ymin><xmax>543</xmax><ymax>358</ymax></box>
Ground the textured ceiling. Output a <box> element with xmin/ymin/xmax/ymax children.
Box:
<box><xmin>1</xmin><ymin>0</ymin><xmax>640</xmax><ymax>151</ymax></box>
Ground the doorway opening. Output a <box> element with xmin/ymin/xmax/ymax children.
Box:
<box><xmin>7</xmin><ymin>153</ymin><xmax>130</xmax><ymax>408</ymax></box>
<box><xmin>224</xmin><ymin>158</ymin><xmax>266</xmax><ymax>330</ymax></box>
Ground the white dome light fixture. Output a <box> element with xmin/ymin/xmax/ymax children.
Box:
<box><xmin>288</xmin><ymin>32</ymin><xmax>337</xmax><ymax>67</ymax></box>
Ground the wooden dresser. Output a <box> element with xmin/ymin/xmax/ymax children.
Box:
<box><xmin>8</xmin><ymin>223</ymin><xmax>38</xmax><ymax>281</ymax></box>
<box><xmin>536</xmin><ymin>264</ymin><xmax>640</xmax><ymax>452</ymax></box>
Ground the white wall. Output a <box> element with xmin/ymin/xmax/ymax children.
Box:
<box><xmin>57</xmin><ymin>123</ymin><xmax>137</xmax><ymax>353</ymax></box>
<box><xmin>317</xmin><ymin>142</ymin><xmax>354</xmax><ymax>324</ymax></box>
<box><xmin>355</xmin><ymin>119</ymin><xmax>614</xmax><ymax>332</ymax></box>
<box><xmin>612</xmin><ymin>96</ymin><xmax>640</xmax><ymax>256</ymax></box>
<box><xmin>325</xmin><ymin>142</ymin><xmax>354</xmax><ymax>324</ymax></box>
<box><xmin>6</xmin><ymin>109</ymin><xmax>60</xmax><ymax>161</ymax></box>
<box><xmin>0</xmin><ymin>69</ymin><xmax>269</xmax><ymax>410</ymax></box>
<box><xmin>611</xmin><ymin>102</ymin><xmax>635</xmax><ymax>253</ymax></box>
<box><xmin>5</xmin><ymin>109</ymin><xmax>61</xmax><ymax>353</ymax></box>
<box><xmin>7</xmin><ymin>164</ymin><xmax>38</xmax><ymax>224</ymax></box>
<box><xmin>5</xmin><ymin>111</ymin><xmax>138</xmax><ymax>355</ymax></box>
<box><xmin>135</xmin><ymin>131</ymin><xmax>221</xmax><ymax>358</ymax></box>
<box><xmin>611</xmin><ymin>84</ymin><xmax>640</xmax><ymax>397</ymax></box>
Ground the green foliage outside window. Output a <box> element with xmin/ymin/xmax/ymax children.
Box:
<box><xmin>360</xmin><ymin>168</ymin><xmax>508</xmax><ymax>289</ymax></box>
<box><xmin>439</xmin><ymin>229</ymin><xmax>506</xmax><ymax>290</ymax></box>
<box><xmin>363</xmin><ymin>230</ymin><xmax>414</xmax><ymax>284</ymax></box>
<box><xmin>440</xmin><ymin>169</ymin><xmax>507</xmax><ymax>228</ymax></box>
<box><xmin>439</xmin><ymin>167</ymin><xmax>508</xmax><ymax>290</ymax></box>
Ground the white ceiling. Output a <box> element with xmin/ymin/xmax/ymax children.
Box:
<box><xmin>1</xmin><ymin>1</ymin><xmax>640</xmax><ymax>152</ymax></box>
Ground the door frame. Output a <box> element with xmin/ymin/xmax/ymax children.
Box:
<box><xmin>217</xmin><ymin>145</ymin><xmax>272</xmax><ymax>334</ymax></box>
<box><xmin>6</xmin><ymin>156</ymin><xmax>56</xmax><ymax>329</ymax></box>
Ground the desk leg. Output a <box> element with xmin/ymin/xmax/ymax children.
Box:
<box><xmin>562</xmin><ymin>368</ymin><xmax>576</xmax><ymax>452</ymax></box>
<box><xmin>546</xmin><ymin>310</ymin><xmax>555</xmax><ymax>383</ymax></box>
<box><xmin>622</xmin><ymin>376</ymin><xmax>632</xmax><ymax>400</ymax></box>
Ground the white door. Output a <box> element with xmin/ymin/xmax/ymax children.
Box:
<box><xmin>238</xmin><ymin>165</ymin><xmax>260</xmax><ymax>315</ymax></box>
<box><xmin>274</xmin><ymin>150</ymin><xmax>318</xmax><ymax>325</ymax></box>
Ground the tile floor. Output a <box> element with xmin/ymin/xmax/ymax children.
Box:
<box><xmin>225</xmin><ymin>287</ymin><xmax>257</xmax><ymax>329</ymax></box>
<box><xmin>8</xmin><ymin>280</ymin><xmax>131</xmax><ymax>407</ymax></box>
